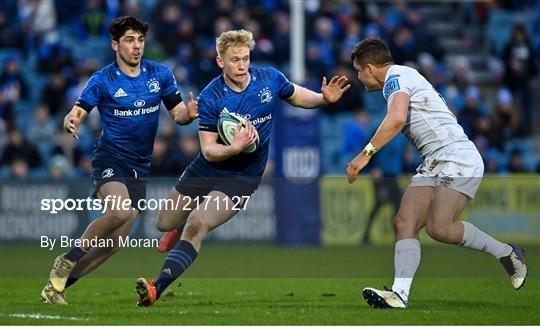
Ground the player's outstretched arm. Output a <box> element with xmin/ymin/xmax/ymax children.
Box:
<box><xmin>168</xmin><ymin>91</ymin><xmax>198</xmax><ymax>125</ymax></box>
<box><xmin>63</xmin><ymin>106</ymin><xmax>88</xmax><ymax>140</ymax></box>
<box><xmin>346</xmin><ymin>92</ymin><xmax>409</xmax><ymax>184</ymax></box>
<box><xmin>200</xmin><ymin>121</ymin><xmax>257</xmax><ymax>162</ymax></box>
<box><xmin>287</xmin><ymin>76</ymin><xmax>350</xmax><ymax>109</ymax></box>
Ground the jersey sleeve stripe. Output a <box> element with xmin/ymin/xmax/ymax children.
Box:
<box><xmin>75</xmin><ymin>99</ymin><xmax>94</xmax><ymax>112</ymax></box>
<box><xmin>199</xmin><ymin>123</ymin><xmax>218</xmax><ymax>132</ymax></box>
<box><xmin>162</xmin><ymin>91</ymin><xmax>183</xmax><ymax>111</ymax></box>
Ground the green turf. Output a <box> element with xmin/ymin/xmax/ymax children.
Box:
<box><xmin>0</xmin><ymin>244</ymin><xmax>539</xmax><ymax>325</ymax></box>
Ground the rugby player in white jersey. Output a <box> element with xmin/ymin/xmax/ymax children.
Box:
<box><xmin>347</xmin><ymin>38</ymin><xmax>527</xmax><ymax>309</ymax></box>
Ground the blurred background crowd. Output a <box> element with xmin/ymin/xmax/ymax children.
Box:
<box><xmin>0</xmin><ymin>0</ymin><xmax>539</xmax><ymax>179</ymax></box>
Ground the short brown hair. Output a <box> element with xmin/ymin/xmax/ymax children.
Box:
<box><xmin>109</xmin><ymin>16</ymin><xmax>149</xmax><ymax>42</ymax></box>
<box><xmin>216</xmin><ymin>29</ymin><xmax>255</xmax><ymax>57</ymax></box>
<box><xmin>350</xmin><ymin>38</ymin><xmax>394</xmax><ymax>67</ymax></box>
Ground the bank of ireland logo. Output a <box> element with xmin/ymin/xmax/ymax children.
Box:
<box><xmin>258</xmin><ymin>87</ymin><xmax>272</xmax><ymax>103</ymax></box>
<box><xmin>134</xmin><ymin>99</ymin><xmax>145</xmax><ymax>107</ymax></box>
<box><xmin>102</xmin><ymin>168</ymin><xmax>114</xmax><ymax>178</ymax></box>
<box><xmin>147</xmin><ymin>78</ymin><xmax>160</xmax><ymax>93</ymax></box>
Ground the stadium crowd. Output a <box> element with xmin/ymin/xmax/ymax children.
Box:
<box><xmin>0</xmin><ymin>0</ymin><xmax>539</xmax><ymax>178</ymax></box>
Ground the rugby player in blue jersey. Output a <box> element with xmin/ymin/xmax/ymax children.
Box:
<box><xmin>40</xmin><ymin>16</ymin><xmax>198</xmax><ymax>305</ymax></box>
<box><xmin>135</xmin><ymin>29</ymin><xmax>350</xmax><ymax>306</ymax></box>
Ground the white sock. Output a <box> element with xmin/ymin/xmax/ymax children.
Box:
<box><xmin>391</xmin><ymin>238</ymin><xmax>421</xmax><ymax>302</ymax></box>
<box><xmin>460</xmin><ymin>221</ymin><xmax>512</xmax><ymax>259</ymax></box>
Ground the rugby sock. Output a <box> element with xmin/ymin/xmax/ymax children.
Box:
<box><xmin>391</xmin><ymin>238</ymin><xmax>421</xmax><ymax>302</ymax></box>
<box><xmin>459</xmin><ymin>221</ymin><xmax>512</xmax><ymax>259</ymax></box>
<box><xmin>64</xmin><ymin>246</ymin><xmax>88</xmax><ymax>262</ymax></box>
<box><xmin>65</xmin><ymin>277</ymin><xmax>79</xmax><ymax>288</ymax></box>
<box><xmin>154</xmin><ymin>240</ymin><xmax>198</xmax><ymax>299</ymax></box>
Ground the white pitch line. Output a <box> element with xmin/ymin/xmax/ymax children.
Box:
<box><xmin>1</xmin><ymin>313</ymin><xmax>90</xmax><ymax>321</ymax></box>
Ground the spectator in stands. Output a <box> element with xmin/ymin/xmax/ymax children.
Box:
<box><xmin>154</xmin><ymin>2</ymin><xmax>182</xmax><ymax>57</ymax></box>
<box><xmin>74</xmin><ymin>154</ymin><xmax>93</xmax><ymax>177</ymax></box>
<box><xmin>402</xmin><ymin>147</ymin><xmax>419</xmax><ymax>174</ymax></box>
<box><xmin>49</xmin><ymin>154</ymin><xmax>72</xmax><ymax>180</ymax></box>
<box><xmin>37</xmin><ymin>40</ymin><xmax>75</xmax><ymax>74</ymax></box>
<box><xmin>0</xmin><ymin>8</ymin><xmax>25</xmax><ymax>51</ymax></box>
<box><xmin>502</xmin><ymin>23</ymin><xmax>537</xmax><ymax>134</ymax></box>
<box><xmin>389</xmin><ymin>25</ymin><xmax>418</xmax><ymax>64</ymax></box>
<box><xmin>310</xmin><ymin>16</ymin><xmax>338</xmax><ymax>71</ymax></box>
<box><xmin>52</xmin><ymin>124</ymin><xmax>81</xmax><ymax>169</ymax></box>
<box><xmin>9</xmin><ymin>156</ymin><xmax>29</xmax><ymax>179</ymax></box>
<box><xmin>41</xmin><ymin>71</ymin><xmax>68</xmax><ymax>116</ymax></box>
<box><xmin>17</xmin><ymin>0</ymin><xmax>57</xmax><ymax>45</ymax></box>
<box><xmin>362</xmin><ymin>134</ymin><xmax>406</xmax><ymax>245</ymax></box>
<box><xmin>341</xmin><ymin>110</ymin><xmax>370</xmax><ymax>165</ymax></box>
<box><xmin>507</xmin><ymin>148</ymin><xmax>528</xmax><ymax>173</ymax></box>
<box><xmin>489</xmin><ymin>88</ymin><xmax>520</xmax><ymax>151</ymax></box>
<box><xmin>0</xmin><ymin>57</ymin><xmax>28</xmax><ymax>126</ymax></box>
<box><xmin>0</xmin><ymin>56</ymin><xmax>28</xmax><ymax>105</ymax></box>
<box><xmin>305</xmin><ymin>41</ymin><xmax>328</xmax><ymax>81</ymax></box>
<box><xmin>0</xmin><ymin>92</ymin><xmax>12</xmax><ymax>126</ymax></box>
<box><xmin>27</xmin><ymin>104</ymin><xmax>56</xmax><ymax>153</ymax></box>
<box><xmin>324</xmin><ymin>64</ymin><xmax>362</xmax><ymax>114</ymax></box>
<box><xmin>271</xmin><ymin>11</ymin><xmax>290</xmax><ymax>65</ymax></box>
<box><xmin>173</xmin><ymin>133</ymin><xmax>200</xmax><ymax>174</ymax></box>
<box><xmin>459</xmin><ymin>85</ymin><xmax>487</xmax><ymax>139</ymax></box>
<box><xmin>78</xmin><ymin>0</ymin><xmax>107</xmax><ymax>39</ymax></box>
<box><xmin>1</xmin><ymin>126</ymin><xmax>42</xmax><ymax>169</ymax></box>
<box><xmin>150</xmin><ymin>136</ymin><xmax>175</xmax><ymax>177</ymax></box>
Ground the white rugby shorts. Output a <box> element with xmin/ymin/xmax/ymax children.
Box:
<box><xmin>410</xmin><ymin>148</ymin><xmax>484</xmax><ymax>199</ymax></box>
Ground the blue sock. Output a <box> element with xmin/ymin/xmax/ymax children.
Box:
<box><xmin>154</xmin><ymin>240</ymin><xmax>198</xmax><ymax>299</ymax></box>
<box><xmin>64</xmin><ymin>246</ymin><xmax>87</xmax><ymax>262</ymax></box>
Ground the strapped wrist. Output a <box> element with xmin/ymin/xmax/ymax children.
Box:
<box><xmin>361</xmin><ymin>142</ymin><xmax>378</xmax><ymax>158</ymax></box>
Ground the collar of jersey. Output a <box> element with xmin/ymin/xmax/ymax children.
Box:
<box><xmin>220</xmin><ymin>68</ymin><xmax>253</xmax><ymax>94</ymax></box>
<box><xmin>114</xmin><ymin>60</ymin><xmax>143</xmax><ymax>79</ymax></box>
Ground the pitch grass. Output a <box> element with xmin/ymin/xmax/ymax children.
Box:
<box><xmin>0</xmin><ymin>244</ymin><xmax>538</xmax><ymax>325</ymax></box>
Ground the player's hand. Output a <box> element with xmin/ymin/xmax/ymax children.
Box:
<box><xmin>321</xmin><ymin>75</ymin><xmax>351</xmax><ymax>104</ymax></box>
<box><xmin>231</xmin><ymin>120</ymin><xmax>258</xmax><ymax>152</ymax></box>
<box><xmin>64</xmin><ymin>109</ymin><xmax>82</xmax><ymax>139</ymax></box>
<box><xmin>346</xmin><ymin>152</ymin><xmax>371</xmax><ymax>184</ymax></box>
<box><xmin>187</xmin><ymin>92</ymin><xmax>198</xmax><ymax>120</ymax></box>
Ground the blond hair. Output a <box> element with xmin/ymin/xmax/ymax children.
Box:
<box><xmin>216</xmin><ymin>29</ymin><xmax>255</xmax><ymax>57</ymax></box>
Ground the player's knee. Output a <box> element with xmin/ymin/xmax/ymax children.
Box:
<box><xmin>155</xmin><ymin>217</ymin><xmax>175</xmax><ymax>232</ymax></box>
<box><xmin>184</xmin><ymin>215</ymin><xmax>209</xmax><ymax>241</ymax></box>
<box><xmin>394</xmin><ymin>213</ymin><xmax>412</xmax><ymax>233</ymax></box>
<box><xmin>425</xmin><ymin>220</ymin><xmax>449</xmax><ymax>242</ymax></box>
<box><xmin>108</xmin><ymin>208</ymin><xmax>135</xmax><ymax>227</ymax></box>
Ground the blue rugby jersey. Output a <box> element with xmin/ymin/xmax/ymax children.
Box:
<box><xmin>193</xmin><ymin>66</ymin><xmax>295</xmax><ymax>177</ymax></box>
<box><xmin>76</xmin><ymin>60</ymin><xmax>183</xmax><ymax>176</ymax></box>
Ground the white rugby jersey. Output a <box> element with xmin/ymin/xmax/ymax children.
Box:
<box><xmin>383</xmin><ymin>65</ymin><xmax>476</xmax><ymax>159</ymax></box>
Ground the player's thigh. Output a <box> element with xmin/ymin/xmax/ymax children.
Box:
<box><xmin>184</xmin><ymin>191</ymin><xmax>240</xmax><ymax>237</ymax></box>
<box><xmin>427</xmin><ymin>185</ymin><xmax>468</xmax><ymax>228</ymax></box>
<box><xmin>156</xmin><ymin>187</ymin><xmax>197</xmax><ymax>231</ymax></box>
<box><xmin>394</xmin><ymin>185</ymin><xmax>434</xmax><ymax>238</ymax></box>
<box><xmin>97</xmin><ymin>181</ymin><xmax>137</xmax><ymax>221</ymax></box>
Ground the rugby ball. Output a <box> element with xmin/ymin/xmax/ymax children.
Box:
<box><xmin>217</xmin><ymin>112</ymin><xmax>259</xmax><ymax>153</ymax></box>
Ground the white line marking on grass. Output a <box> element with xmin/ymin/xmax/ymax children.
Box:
<box><xmin>1</xmin><ymin>313</ymin><xmax>90</xmax><ymax>321</ymax></box>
